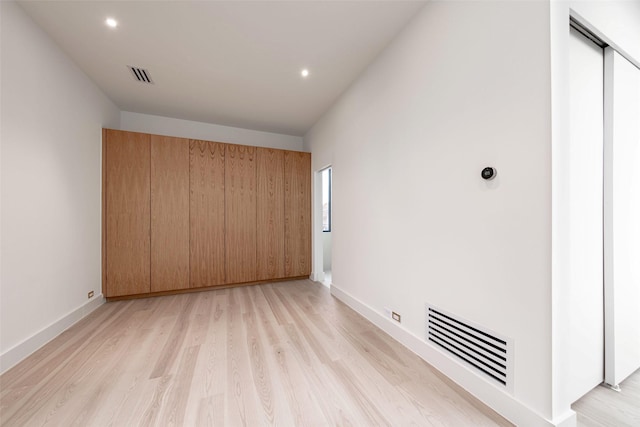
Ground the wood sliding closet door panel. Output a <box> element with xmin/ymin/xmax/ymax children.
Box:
<box><xmin>284</xmin><ymin>151</ymin><xmax>311</xmax><ymax>277</ymax></box>
<box><xmin>225</xmin><ymin>144</ymin><xmax>257</xmax><ymax>283</ymax></box>
<box><xmin>105</xmin><ymin>130</ymin><xmax>151</xmax><ymax>297</ymax></box>
<box><xmin>256</xmin><ymin>148</ymin><xmax>285</xmax><ymax>280</ymax></box>
<box><xmin>190</xmin><ymin>140</ymin><xmax>226</xmax><ymax>287</ymax></box>
<box><xmin>151</xmin><ymin>136</ymin><xmax>190</xmax><ymax>292</ymax></box>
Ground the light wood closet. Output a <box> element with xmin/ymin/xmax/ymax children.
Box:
<box><xmin>284</xmin><ymin>151</ymin><xmax>312</xmax><ymax>277</ymax></box>
<box><xmin>103</xmin><ymin>129</ymin><xmax>311</xmax><ymax>299</ymax></box>
<box><xmin>189</xmin><ymin>140</ymin><xmax>226</xmax><ymax>288</ymax></box>
<box><xmin>225</xmin><ymin>144</ymin><xmax>257</xmax><ymax>283</ymax></box>
<box><xmin>150</xmin><ymin>135</ymin><xmax>189</xmax><ymax>292</ymax></box>
<box><xmin>104</xmin><ymin>130</ymin><xmax>151</xmax><ymax>297</ymax></box>
<box><xmin>256</xmin><ymin>148</ymin><xmax>285</xmax><ymax>280</ymax></box>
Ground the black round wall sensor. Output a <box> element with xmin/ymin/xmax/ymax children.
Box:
<box><xmin>481</xmin><ymin>167</ymin><xmax>496</xmax><ymax>180</ymax></box>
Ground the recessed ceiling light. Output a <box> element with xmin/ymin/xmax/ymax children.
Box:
<box><xmin>105</xmin><ymin>18</ymin><xmax>118</xmax><ymax>28</ymax></box>
<box><xmin>301</xmin><ymin>69</ymin><xmax>309</xmax><ymax>78</ymax></box>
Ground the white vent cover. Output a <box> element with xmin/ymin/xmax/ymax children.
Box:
<box><xmin>128</xmin><ymin>66</ymin><xmax>153</xmax><ymax>84</ymax></box>
<box><xmin>426</xmin><ymin>304</ymin><xmax>513</xmax><ymax>392</ymax></box>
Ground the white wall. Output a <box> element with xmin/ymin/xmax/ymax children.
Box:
<box><xmin>550</xmin><ymin>0</ymin><xmax>640</xmax><ymax>419</ymax></box>
<box><xmin>120</xmin><ymin>111</ymin><xmax>305</xmax><ymax>152</ymax></box>
<box><xmin>306</xmin><ymin>1</ymin><xmax>553</xmax><ymax>425</ymax></box>
<box><xmin>0</xmin><ymin>1</ymin><xmax>120</xmax><ymax>373</ymax></box>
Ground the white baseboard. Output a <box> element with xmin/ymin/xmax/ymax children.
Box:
<box><xmin>330</xmin><ymin>284</ymin><xmax>576</xmax><ymax>427</ymax></box>
<box><xmin>0</xmin><ymin>295</ymin><xmax>106</xmax><ymax>374</ymax></box>
<box><xmin>551</xmin><ymin>411</ymin><xmax>578</xmax><ymax>427</ymax></box>
<box><xmin>310</xmin><ymin>271</ymin><xmax>325</xmax><ymax>282</ymax></box>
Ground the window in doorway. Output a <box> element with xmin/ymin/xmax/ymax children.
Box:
<box><xmin>321</xmin><ymin>167</ymin><xmax>332</xmax><ymax>232</ymax></box>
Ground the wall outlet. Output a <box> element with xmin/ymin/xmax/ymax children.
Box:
<box><xmin>88</xmin><ymin>291</ymin><xmax>94</xmax><ymax>299</ymax></box>
<box><xmin>392</xmin><ymin>311</ymin><xmax>401</xmax><ymax>323</ymax></box>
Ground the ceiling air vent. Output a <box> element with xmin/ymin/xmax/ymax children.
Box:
<box><xmin>128</xmin><ymin>66</ymin><xmax>153</xmax><ymax>84</ymax></box>
<box><xmin>426</xmin><ymin>304</ymin><xmax>513</xmax><ymax>392</ymax></box>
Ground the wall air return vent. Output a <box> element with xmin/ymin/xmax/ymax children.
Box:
<box><xmin>128</xmin><ymin>66</ymin><xmax>153</xmax><ymax>84</ymax></box>
<box><xmin>426</xmin><ymin>304</ymin><xmax>513</xmax><ymax>392</ymax></box>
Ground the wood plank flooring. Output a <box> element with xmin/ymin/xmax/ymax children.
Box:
<box><xmin>573</xmin><ymin>368</ymin><xmax>640</xmax><ymax>427</ymax></box>
<box><xmin>0</xmin><ymin>280</ymin><xmax>511</xmax><ymax>426</ymax></box>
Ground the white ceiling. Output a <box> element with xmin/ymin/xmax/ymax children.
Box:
<box><xmin>18</xmin><ymin>1</ymin><xmax>426</xmax><ymax>136</ymax></box>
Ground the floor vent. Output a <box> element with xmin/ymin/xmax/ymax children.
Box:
<box><xmin>426</xmin><ymin>304</ymin><xmax>513</xmax><ymax>390</ymax></box>
<box><xmin>128</xmin><ymin>66</ymin><xmax>153</xmax><ymax>84</ymax></box>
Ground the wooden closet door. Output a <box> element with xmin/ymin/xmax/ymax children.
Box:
<box><xmin>225</xmin><ymin>144</ymin><xmax>257</xmax><ymax>283</ymax></box>
<box><xmin>151</xmin><ymin>135</ymin><xmax>189</xmax><ymax>292</ymax></box>
<box><xmin>190</xmin><ymin>140</ymin><xmax>226</xmax><ymax>287</ymax></box>
<box><xmin>284</xmin><ymin>151</ymin><xmax>311</xmax><ymax>277</ymax></box>
<box><xmin>105</xmin><ymin>130</ymin><xmax>151</xmax><ymax>297</ymax></box>
<box><xmin>256</xmin><ymin>148</ymin><xmax>285</xmax><ymax>280</ymax></box>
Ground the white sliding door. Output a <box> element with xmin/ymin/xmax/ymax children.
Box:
<box><xmin>604</xmin><ymin>48</ymin><xmax>640</xmax><ymax>388</ymax></box>
<box><xmin>567</xmin><ymin>26</ymin><xmax>605</xmax><ymax>403</ymax></box>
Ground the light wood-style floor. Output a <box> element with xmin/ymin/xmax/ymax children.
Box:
<box><xmin>573</xmin><ymin>368</ymin><xmax>640</xmax><ymax>427</ymax></box>
<box><xmin>1</xmin><ymin>280</ymin><xmax>511</xmax><ymax>426</ymax></box>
